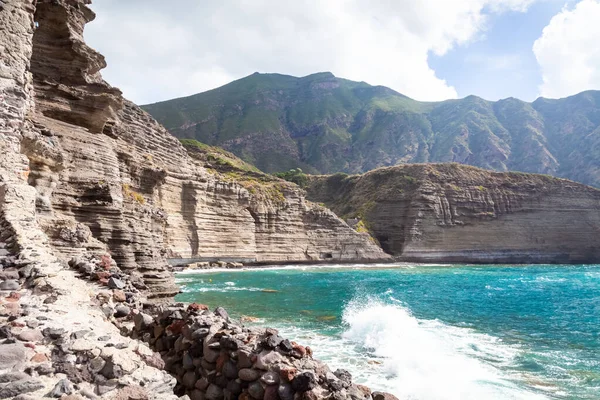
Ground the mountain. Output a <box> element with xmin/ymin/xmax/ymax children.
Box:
<box><xmin>142</xmin><ymin>72</ymin><xmax>600</xmax><ymax>187</ymax></box>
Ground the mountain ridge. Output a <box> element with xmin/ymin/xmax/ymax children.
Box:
<box><xmin>142</xmin><ymin>72</ymin><xmax>600</xmax><ymax>187</ymax></box>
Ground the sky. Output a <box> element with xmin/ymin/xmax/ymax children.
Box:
<box><xmin>84</xmin><ymin>0</ymin><xmax>600</xmax><ymax>105</ymax></box>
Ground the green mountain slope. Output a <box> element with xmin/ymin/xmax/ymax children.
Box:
<box><xmin>142</xmin><ymin>72</ymin><xmax>600</xmax><ymax>187</ymax></box>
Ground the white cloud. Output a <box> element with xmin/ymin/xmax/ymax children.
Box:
<box><xmin>533</xmin><ymin>0</ymin><xmax>600</xmax><ymax>98</ymax></box>
<box><xmin>85</xmin><ymin>0</ymin><xmax>537</xmax><ymax>104</ymax></box>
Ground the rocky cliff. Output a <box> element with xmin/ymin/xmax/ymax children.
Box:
<box><xmin>305</xmin><ymin>164</ymin><xmax>600</xmax><ymax>263</ymax></box>
<box><xmin>142</xmin><ymin>72</ymin><xmax>600</xmax><ymax>188</ymax></box>
<box><xmin>1</xmin><ymin>0</ymin><xmax>387</xmax><ymax>302</ymax></box>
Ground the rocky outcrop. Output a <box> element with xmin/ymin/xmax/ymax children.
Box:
<box><xmin>306</xmin><ymin>164</ymin><xmax>600</xmax><ymax>263</ymax></box>
<box><xmin>0</xmin><ymin>0</ymin><xmax>386</xmax><ymax>302</ymax></box>
<box><xmin>128</xmin><ymin>303</ymin><xmax>391</xmax><ymax>400</ymax></box>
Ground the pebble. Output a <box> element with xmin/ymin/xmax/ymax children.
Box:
<box><xmin>113</xmin><ymin>305</ymin><xmax>130</xmax><ymax>318</ymax></box>
<box><xmin>107</xmin><ymin>277</ymin><xmax>125</xmax><ymax>290</ymax></box>
<box><xmin>0</xmin><ymin>279</ymin><xmax>20</xmax><ymax>290</ymax></box>
<box><xmin>239</xmin><ymin>368</ymin><xmax>261</xmax><ymax>382</ymax></box>
<box><xmin>49</xmin><ymin>378</ymin><xmax>74</xmax><ymax>398</ymax></box>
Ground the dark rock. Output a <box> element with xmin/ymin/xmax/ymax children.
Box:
<box><xmin>0</xmin><ymin>279</ymin><xmax>19</xmax><ymax>290</ymax></box>
<box><xmin>182</xmin><ymin>352</ymin><xmax>194</xmax><ymax>370</ymax></box>
<box><xmin>206</xmin><ymin>384</ymin><xmax>224</xmax><ymax>400</ymax></box>
<box><xmin>192</xmin><ymin>328</ymin><xmax>210</xmax><ymax>340</ymax></box>
<box><xmin>107</xmin><ymin>277</ymin><xmax>125</xmax><ymax>290</ymax></box>
<box><xmin>70</xmin><ymin>330</ymin><xmax>90</xmax><ymax>340</ymax></box>
<box><xmin>0</xmin><ymin>379</ymin><xmax>44</xmax><ymax>399</ymax></box>
<box><xmin>214</xmin><ymin>307</ymin><xmax>229</xmax><ymax>321</ymax></box>
<box><xmin>237</xmin><ymin>348</ymin><xmax>253</xmax><ymax>369</ymax></box>
<box><xmin>278</xmin><ymin>383</ymin><xmax>294</xmax><ymax>400</ymax></box>
<box><xmin>50</xmin><ymin>378</ymin><xmax>74</xmax><ymax>398</ymax></box>
<box><xmin>113</xmin><ymin>305</ymin><xmax>130</xmax><ymax>318</ymax></box>
<box><xmin>372</xmin><ymin>392</ymin><xmax>399</xmax><ymax>400</ymax></box>
<box><xmin>97</xmin><ymin>335</ymin><xmax>111</xmax><ymax>341</ymax></box>
<box><xmin>334</xmin><ymin>369</ymin><xmax>352</xmax><ymax>385</ymax></box>
<box><xmin>291</xmin><ymin>372</ymin><xmax>317</xmax><ymax>393</ymax></box>
<box><xmin>249</xmin><ymin>381</ymin><xmax>265</xmax><ymax>400</ymax></box>
<box><xmin>220</xmin><ymin>335</ymin><xmax>240</xmax><ymax>350</ymax></box>
<box><xmin>279</xmin><ymin>339</ymin><xmax>293</xmax><ymax>352</ymax></box>
<box><xmin>223</xmin><ymin>360</ymin><xmax>238</xmax><ymax>380</ymax></box>
<box><xmin>261</xmin><ymin>371</ymin><xmax>280</xmax><ymax>386</ymax></box>
<box><xmin>100</xmin><ymin>358</ymin><xmax>124</xmax><ymax>379</ymax></box>
<box><xmin>226</xmin><ymin>380</ymin><xmax>242</xmax><ymax>395</ymax></box>
<box><xmin>35</xmin><ymin>365</ymin><xmax>55</xmax><ymax>375</ymax></box>
<box><xmin>239</xmin><ymin>368</ymin><xmax>261</xmax><ymax>382</ymax></box>
<box><xmin>263</xmin><ymin>335</ymin><xmax>283</xmax><ymax>349</ymax></box>
<box><xmin>0</xmin><ymin>325</ymin><xmax>12</xmax><ymax>339</ymax></box>
<box><xmin>195</xmin><ymin>377</ymin><xmax>210</xmax><ymax>391</ymax></box>
<box><xmin>182</xmin><ymin>371</ymin><xmax>197</xmax><ymax>389</ymax></box>
<box><xmin>264</xmin><ymin>385</ymin><xmax>279</xmax><ymax>400</ymax></box>
<box><xmin>43</xmin><ymin>295</ymin><xmax>58</xmax><ymax>304</ymax></box>
<box><xmin>42</xmin><ymin>327</ymin><xmax>66</xmax><ymax>340</ymax></box>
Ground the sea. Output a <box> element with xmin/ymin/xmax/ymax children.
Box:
<box><xmin>175</xmin><ymin>263</ymin><xmax>600</xmax><ymax>400</ymax></box>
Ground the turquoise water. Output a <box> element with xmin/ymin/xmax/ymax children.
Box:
<box><xmin>175</xmin><ymin>264</ymin><xmax>600</xmax><ymax>400</ymax></box>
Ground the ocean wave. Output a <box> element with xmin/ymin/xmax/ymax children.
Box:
<box><xmin>337</xmin><ymin>297</ymin><xmax>549</xmax><ymax>400</ymax></box>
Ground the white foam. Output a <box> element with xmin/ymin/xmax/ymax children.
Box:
<box><xmin>279</xmin><ymin>298</ymin><xmax>550</xmax><ymax>400</ymax></box>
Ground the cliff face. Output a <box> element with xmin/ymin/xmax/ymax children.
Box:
<box><xmin>306</xmin><ymin>164</ymin><xmax>600</xmax><ymax>264</ymax></box>
<box><xmin>0</xmin><ymin>0</ymin><xmax>387</xmax><ymax>301</ymax></box>
<box><xmin>142</xmin><ymin>72</ymin><xmax>600</xmax><ymax>188</ymax></box>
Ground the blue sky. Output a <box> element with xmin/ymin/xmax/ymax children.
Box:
<box><xmin>86</xmin><ymin>0</ymin><xmax>600</xmax><ymax>104</ymax></box>
<box><xmin>431</xmin><ymin>0</ymin><xmax>571</xmax><ymax>101</ymax></box>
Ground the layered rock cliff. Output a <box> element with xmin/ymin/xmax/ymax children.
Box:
<box><xmin>0</xmin><ymin>0</ymin><xmax>387</xmax><ymax>302</ymax></box>
<box><xmin>306</xmin><ymin>164</ymin><xmax>600</xmax><ymax>263</ymax></box>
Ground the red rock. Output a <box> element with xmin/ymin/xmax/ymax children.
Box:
<box><xmin>10</xmin><ymin>321</ymin><xmax>25</xmax><ymax>328</ymax></box>
<box><xmin>24</xmin><ymin>343</ymin><xmax>36</xmax><ymax>349</ymax></box>
<box><xmin>187</xmin><ymin>303</ymin><xmax>209</xmax><ymax>312</ymax></box>
<box><xmin>112</xmin><ymin>290</ymin><xmax>126</xmax><ymax>302</ymax></box>
<box><xmin>99</xmin><ymin>278</ymin><xmax>109</xmax><ymax>286</ymax></box>
<box><xmin>93</xmin><ymin>271</ymin><xmax>111</xmax><ymax>281</ymax></box>
<box><xmin>291</xmin><ymin>342</ymin><xmax>306</xmax><ymax>358</ymax></box>
<box><xmin>280</xmin><ymin>367</ymin><xmax>297</xmax><ymax>382</ymax></box>
<box><xmin>168</xmin><ymin>320</ymin><xmax>186</xmax><ymax>335</ymax></box>
<box><xmin>100</xmin><ymin>255</ymin><xmax>112</xmax><ymax>270</ymax></box>
<box><xmin>31</xmin><ymin>353</ymin><xmax>49</xmax><ymax>363</ymax></box>
<box><xmin>216</xmin><ymin>353</ymin><xmax>228</xmax><ymax>372</ymax></box>
<box><xmin>306</xmin><ymin>346</ymin><xmax>313</xmax><ymax>358</ymax></box>
<box><xmin>6</xmin><ymin>292</ymin><xmax>21</xmax><ymax>301</ymax></box>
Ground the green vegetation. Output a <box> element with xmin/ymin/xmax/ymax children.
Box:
<box><xmin>145</xmin><ymin>73</ymin><xmax>600</xmax><ymax>188</ymax></box>
<box><xmin>274</xmin><ymin>168</ymin><xmax>309</xmax><ymax>188</ymax></box>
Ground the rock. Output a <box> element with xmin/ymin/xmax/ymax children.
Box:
<box><xmin>114</xmin><ymin>305</ymin><xmax>131</xmax><ymax>318</ymax></box>
<box><xmin>71</xmin><ymin>339</ymin><xmax>94</xmax><ymax>352</ymax></box>
<box><xmin>279</xmin><ymin>368</ymin><xmax>297</xmax><ymax>383</ymax></box>
<box><xmin>0</xmin><ymin>280</ymin><xmax>20</xmax><ymax>290</ymax></box>
<box><xmin>0</xmin><ymin>379</ymin><xmax>44</xmax><ymax>399</ymax></box>
<box><xmin>192</xmin><ymin>328</ymin><xmax>210</xmax><ymax>340</ymax></box>
<box><xmin>182</xmin><ymin>371</ymin><xmax>197</xmax><ymax>389</ymax></box>
<box><xmin>223</xmin><ymin>360</ymin><xmax>238</xmax><ymax>380</ymax></box>
<box><xmin>89</xmin><ymin>357</ymin><xmax>106</xmax><ymax>373</ymax></box>
<box><xmin>263</xmin><ymin>335</ymin><xmax>283</xmax><ymax>349</ymax></box>
<box><xmin>291</xmin><ymin>372</ymin><xmax>317</xmax><ymax>393</ymax></box>
<box><xmin>0</xmin><ymin>269</ymin><xmax>19</xmax><ymax>280</ymax></box>
<box><xmin>372</xmin><ymin>392</ymin><xmax>399</xmax><ymax>400</ymax></box>
<box><xmin>239</xmin><ymin>368</ymin><xmax>261</xmax><ymax>382</ymax></box>
<box><xmin>0</xmin><ymin>343</ymin><xmax>26</xmax><ymax>368</ymax></box>
<box><xmin>26</xmin><ymin>320</ymin><xmax>39</xmax><ymax>329</ymax></box>
<box><xmin>42</xmin><ymin>327</ymin><xmax>66</xmax><ymax>340</ymax></box>
<box><xmin>107</xmin><ymin>277</ymin><xmax>125</xmax><ymax>290</ymax></box>
<box><xmin>214</xmin><ymin>307</ymin><xmax>229</xmax><ymax>321</ymax></box>
<box><xmin>30</xmin><ymin>352</ymin><xmax>49</xmax><ymax>363</ymax></box>
<box><xmin>261</xmin><ymin>371</ymin><xmax>280</xmax><ymax>386</ymax></box>
<box><xmin>279</xmin><ymin>339</ymin><xmax>293</xmax><ymax>352</ymax></box>
<box><xmin>255</xmin><ymin>350</ymin><xmax>284</xmax><ymax>370</ymax></box>
<box><xmin>195</xmin><ymin>377</ymin><xmax>209</xmax><ymax>391</ymax></box>
<box><xmin>134</xmin><ymin>312</ymin><xmax>153</xmax><ymax>330</ymax></box>
<box><xmin>334</xmin><ymin>369</ymin><xmax>352</xmax><ymax>385</ymax></box>
<box><xmin>226</xmin><ymin>380</ymin><xmax>242</xmax><ymax>395</ymax></box>
<box><xmin>264</xmin><ymin>385</ymin><xmax>279</xmax><ymax>400</ymax></box>
<box><xmin>112</xmin><ymin>290</ymin><xmax>126</xmax><ymax>302</ymax></box>
<box><xmin>248</xmin><ymin>381</ymin><xmax>265</xmax><ymax>400</ymax></box>
<box><xmin>206</xmin><ymin>384</ymin><xmax>224</xmax><ymax>400</ymax></box>
<box><xmin>189</xmin><ymin>390</ymin><xmax>205</xmax><ymax>400</ymax></box>
<box><xmin>188</xmin><ymin>303</ymin><xmax>209</xmax><ymax>312</ymax></box>
<box><xmin>237</xmin><ymin>348</ymin><xmax>254</xmax><ymax>368</ymax></box>
<box><xmin>17</xmin><ymin>329</ymin><xmax>43</xmax><ymax>342</ymax></box>
<box><xmin>0</xmin><ymin>372</ymin><xmax>29</xmax><ymax>383</ymax></box>
<box><xmin>0</xmin><ymin>326</ymin><xmax>12</xmax><ymax>339</ymax></box>
<box><xmin>50</xmin><ymin>378</ymin><xmax>74</xmax><ymax>398</ymax></box>
<box><xmin>278</xmin><ymin>383</ymin><xmax>294</xmax><ymax>400</ymax></box>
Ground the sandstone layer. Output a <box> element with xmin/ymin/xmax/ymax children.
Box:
<box><xmin>306</xmin><ymin>164</ymin><xmax>600</xmax><ymax>264</ymax></box>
